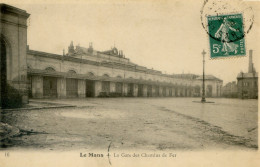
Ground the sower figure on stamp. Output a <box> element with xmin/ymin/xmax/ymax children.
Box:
<box><xmin>215</xmin><ymin>17</ymin><xmax>239</xmax><ymax>55</ymax></box>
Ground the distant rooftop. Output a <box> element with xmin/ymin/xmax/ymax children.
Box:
<box><xmin>237</xmin><ymin>72</ymin><xmax>258</xmax><ymax>79</ymax></box>
<box><xmin>196</xmin><ymin>75</ymin><xmax>222</xmax><ymax>81</ymax></box>
<box><xmin>171</xmin><ymin>74</ymin><xmax>199</xmax><ymax>79</ymax></box>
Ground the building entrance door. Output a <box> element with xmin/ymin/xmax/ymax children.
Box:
<box><xmin>43</xmin><ymin>77</ymin><xmax>57</xmax><ymax>98</ymax></box>
<box><xmin>28</xmin><ymin>76</ymin><xmax>32</xmax><ymax>98</ymax></box>
<box><xmin>169</xmin><ymin>88</ymin><xmax>172</xmax><ymax>97</ymax></box>
<box><xmin>194</xmin><ymin>86</ymin><xmax>201</xmax><ymax>97</ymax></box>
<box><xmin>66</xmin><ymin>78</ymin><xmax>78</xmax><ymax>97</ymax></box>
<box><xmin>207</xmin><ymin>85</ymin><xmax>213</xmax><ymax>97</ymax></box>
<box><xmin>162</xmin><ymin>87</ymin><xmax>166</xmax><ymax>97</ymax></box>
<box><xmin>137</xmin><ymin>84</ymin><xmax>143</xmax><ymax>97</ymax></box>
<box><xmin>155</xmin><ymin>86</ymin><xmax>159</xmax><ymax>97</ymax></box>
<box><xmin>102</xmin><ymin>81</ymin><xmax>110</xmax><ymax>95</ymax></box>
<box><xmin>0</xmin><ymin>38</ymin><xmax>7</xmax><ymax>108</ymax></box>
<box><xmin>147</xmin><ymin>85</ymin><xmax>152</xmax><ymax>97</ymax></box>
<box><xmin>86</xmin><ymin>79</ymin><xmax>95</xmax><ymax>97</ymax></box>
<box><xmin>115</xmin><ymin>82</ymin><xmax>123</xmax><ymax>95</ymax></box>
<box><xmin>127</xmin><ymin>83</ymin><xmax>134</xmax><ymax>96</ymax></box>
<box><xmin>175</xmin><ymin>88</ymin><xmax>178</xmax><ymax>96</ymax></box>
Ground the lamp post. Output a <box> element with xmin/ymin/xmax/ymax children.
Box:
<box><xmin>201</xmin><ymin>49</ymin><xmax>206</xmax><ymax>103</ymax></box>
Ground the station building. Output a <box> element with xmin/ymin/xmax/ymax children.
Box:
<box><xmin>237</xmin><ymin>50</ymin><xmax>258</xmax><ymax>99</ymax></box>
<box><xmin>0</xmin><ymin>4</ymin><xmax>223</xmax><ymax>107</ymax></box>
<box><xmin>27</xmin><ymin>42</ymin><xmax>223</xmax><ymax>99</ymax></box>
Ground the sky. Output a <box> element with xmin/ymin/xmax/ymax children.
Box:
<box><xmin>3</xmin><ymin>0</ymin><xmax>260</xmax><ymax>84</ymax></box>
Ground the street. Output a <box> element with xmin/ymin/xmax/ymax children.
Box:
<box><xmin>0</xmin><ymin>98</ymin><xmax>257</xmax><ymax>151</ymax></box>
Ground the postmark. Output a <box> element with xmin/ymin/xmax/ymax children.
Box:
<box><xmin>200</xmin><ymin>0</ymin><xmax>254</xmax><ymax>58</ymax></box>
<box><xmin>207</xmin><ymin>14</ymin><xmax>245</xmax><ymax>58</ymax></box>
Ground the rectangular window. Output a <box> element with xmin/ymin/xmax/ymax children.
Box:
<box><xmin>243</xmin><ymin>82</ymin><xmax>249</xmax><ymax>87</ymax></box>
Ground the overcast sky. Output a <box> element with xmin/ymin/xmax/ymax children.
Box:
<box><xmin>5</xmin><ymin>0</ymin><xmax>260</xmax><ymax>84</ymax></box>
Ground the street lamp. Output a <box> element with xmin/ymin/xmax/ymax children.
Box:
<box><xmin>201</xmin><ymin>49</ymin><xmax>206</xmax><ymax>103</ymax></box>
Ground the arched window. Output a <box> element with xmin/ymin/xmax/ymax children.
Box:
<box><xmin>68</xmin><ymin>70</ymin><xmax>76</xmax><ymax>74</ymax></box>
<box><xmin>45</xmin><ymin>67</ymin><xmax>55</xmax><ymax>71</ymax></box>
<box><xmin>103</xmin><ymin>74</ymin><xmax>109</xmax><ymax>78</ymax></box>
<box><xmin>87</xmin><ymin>72</ymin><xmax>94</xmax><ymax>76</ymax></box>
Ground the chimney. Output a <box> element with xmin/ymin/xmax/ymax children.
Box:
<box><xmin>88</xmin><ymin>42</ymin><xmax>93</xmax><ymax>53</ymax></box>
<box><xmin>248</xmin><ymin>50</ymin><xmax>253</xmax><ymax>73</ymax></box>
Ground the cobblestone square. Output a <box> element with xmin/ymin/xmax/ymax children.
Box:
<box><xmin>1</xmin><ymin>98</ymin><xmax>257</xmax><ymax>151</ymax></box>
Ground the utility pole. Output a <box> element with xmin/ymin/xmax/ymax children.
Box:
<box><xmin>201</xmin><ymin>49</ymin><xmax>206</xmax><ymax>103</ymax></box>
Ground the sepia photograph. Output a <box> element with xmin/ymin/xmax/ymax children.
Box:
<box><xmin>0</xmin><ymin>0</ymin><xmax>259</xmax><ymax>166</ymax></box>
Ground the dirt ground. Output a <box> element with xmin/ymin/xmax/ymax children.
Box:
<box><xmin>0</xmin><ymin>97</ymin><xmax>258</xmax><ymax>151</ymax></box>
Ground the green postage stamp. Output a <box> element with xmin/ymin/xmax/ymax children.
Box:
<box><xmin>207</xmin><ymin>14</ymin><xmax>246</xmax><ymax>58</ymax></box>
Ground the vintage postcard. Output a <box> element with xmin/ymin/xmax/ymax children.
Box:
<box><xmin>0</xmin><ymin>0</ymin><xmax>259</xmax><ymax>166</ymax></box>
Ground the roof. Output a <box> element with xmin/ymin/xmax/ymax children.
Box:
<box><xmin>27</xmin><ymin>49</ymin><xmax>223</xmax><ymax>82</ymax></box>
<box><xmin>237</xmin><ymin>72</ymin><xmax>258</xmax><ymax>79</ymax></box>
<box><xmin>171</xmin><ymin>74</ymin><xmax>199</xmax><ymax>79</ymax></box>
<box><xmin>0</xmin><ymin>4</ymin><xmax>30</xmax><ymax>18</ymax></box>
<box><xmin>100</xmin><ymin>47</ymin><xmax>125</xmax><ymax>58</ymax></box>
<box><xmin>196</xmin><ymin>75</ymin><xmax>222</xmax><ymax>81</ymax></box>
<box><xmin>75</xmin><ymin>46</ymin><xmax>89</xmax><ymax>54</ymax></box>
<box><xmin>101</xmin><ymin>47</ymin><xmax>118</xmax><ymax>55</ymax></box>
<box><xmin>27</xmin><ymin>49</ymin><xmax>164</xmax><ymax>75</ymax></box>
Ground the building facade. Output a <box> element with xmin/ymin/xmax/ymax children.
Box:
<box><xmin>222</xmin><ymin>81</ymin><xmax>238</xmax><ymax>98</ymax></box>
<box><xmin>0</xmin><ymin>4</ymin><xmax>30</xmax><ymax>108</ymax></box>
<box><xmin>27</xmin><ymin>43</ymin><xmax>223</xmax><ymax>99</ymax></box>
<box><xmin>0</xmin><ymin>4</ymin><xmax>223</xmax><ymax>108</ymax></box>
<box><xmin>237</xmin><ymin>50</ymin><xmax>258</xmax><ymax>99</ymax></box>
